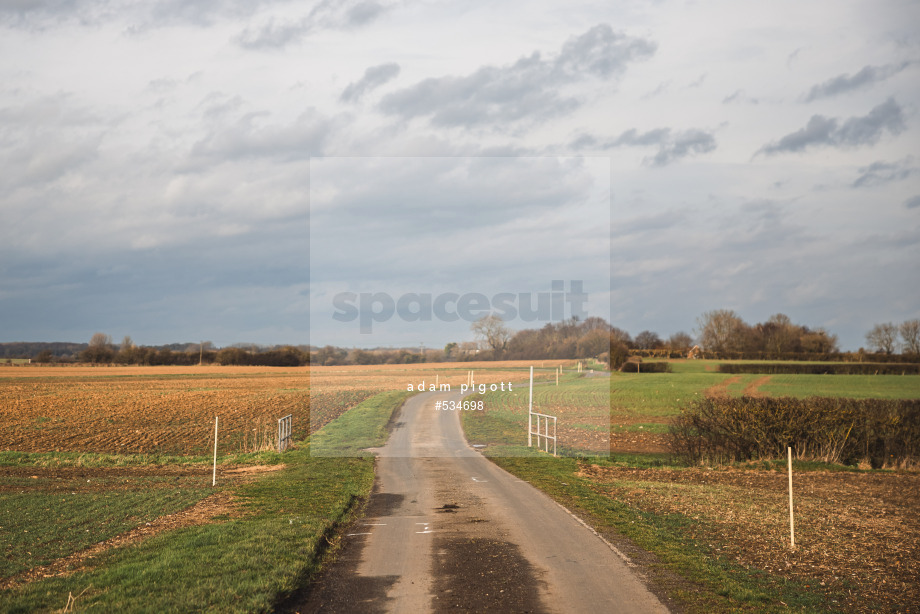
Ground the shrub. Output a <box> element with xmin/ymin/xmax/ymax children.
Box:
<box><xmin>717</xmin><ymin>362</ymin><xmax>920</xmax><ymax>375</ymax></box>
<box><xmin>608</xmin><ymin>342</ymin><xmax>630</xmax><ymax>370</ymax></box>
<box><xmin>669</xmin><ymin>396</ymin><xmax>920</xmax><ymax>467</ymax></box>
<box><xmin>619</xmin><ymin>361</ymin><xmax>671</xmax><ymax>373</ymax></box>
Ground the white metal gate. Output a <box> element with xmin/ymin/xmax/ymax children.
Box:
<box><xmin>278</xmin><ymin>414</ymin><xmax>293</xmax><ymax>452</ymax></box>
<box><xmin>529</xmin><ymin>411</ymin><xmax>557</xmax><ymax>456</ymax></box>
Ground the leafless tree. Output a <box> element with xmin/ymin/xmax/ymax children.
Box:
<box><xmin>90</xmin><ymin>332</ymin><xmax>113</xmax><ymax>348</ymax></box>
<box><xmin>634</xmin><ymin>330</ymin><xmax>663</xmax><ymax>349</ymax></box>
<box><xmin>761</xmin><ymin>313</ymin><xmax>798</xmax><ymax>354</ymax></box>
<box><xmin>82</xmin><ymin>332</ymin><xmax>115</xmax><ymax>363</ymax></box>
<box><xmin>471</xmin><ymin>314</ymin><xmax>512</xmax><ymax>359</ymax></box>
<box><xmin>900</xmin><ymin>319</ymin><xmax>920</xmax><ymax>354</ymax></box>
<box><xmin>696</xmin><ymin>309</ymin><xmax>746</xmax><ymax>353</ymax></box>
<box><xmin>667</xmin><ymin>331</ymin><xmax>693</xmax><ymax>350</ymax></box>
<box><xmin>576</xmin><ymin>328</ymin><xmax>610</xmax><ymax>358</ymax></box>
<box><xmin>866</xmin><ymin>323</ymin><xmax>899</xmax><ymax>354</ymax></box>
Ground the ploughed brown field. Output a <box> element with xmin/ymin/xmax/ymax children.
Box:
<box><xmin>0</xmin><ymin>363</ymin><xmax>542</xmax><ymax>455</ymax></box>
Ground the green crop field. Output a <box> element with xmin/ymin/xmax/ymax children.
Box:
<box><xmin>464</xmin><ymin>373</ymin><xmax>610</xmax><ymax>455</ymax></box>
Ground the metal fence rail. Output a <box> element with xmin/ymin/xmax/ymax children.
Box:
<box><xmin>278</xmin><ymin>414</ymin><xmax>293</xmax><ymax>452</ymax></box>
<box><xmin>529</xmin><ymin>411</ymin><xmax>557</xmax><ymax>457</ymax></box>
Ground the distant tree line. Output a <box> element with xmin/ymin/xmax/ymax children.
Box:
<box><xmin>6</xmin><ymin>313</ymin><xmax>918</xmax><ymax>367</ymax></box>
<box><xmin>20</xmin><ymin>334</ymin><xmax>311</xmax><ymax>367</ymax></box>
<box><xmin>694</xmin><ymin>310</ymin><xmax>839</xmax><ymax>356</ymax></box>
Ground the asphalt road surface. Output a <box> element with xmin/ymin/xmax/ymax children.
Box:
<box><xmin>294</xmin><ymin>390</ymin><xmax>669</xmax><ymax>613</ymax></box>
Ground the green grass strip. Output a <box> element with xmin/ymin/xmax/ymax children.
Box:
<box><xmin>0</xmin><ymin>391</ymin><xmax>409</xmax><ymax>613</ymax></box>
<box><xmin>309</xmin><ymin>390</ymin><xmax>413</xmax><ymax>456</ymax></box>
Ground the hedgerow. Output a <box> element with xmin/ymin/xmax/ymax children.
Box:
<box><xmin>669</xmin><ymin>396</ymin><xmax>920</xmax><ymax>467</ymax></box>
<box><xmin>619</xmin><ymin>361</ymin><xmax>671</xmax><ymax>373</ymax></box>
<box><xmin>717</xmin><ymin>362</ymin><xmax>920</xmax><ymax>375</ymax></box>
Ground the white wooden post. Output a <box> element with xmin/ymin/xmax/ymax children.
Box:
<box><xmin>212</xmin><ymin>416</ymin><xmax>219</xmax><ymax>487</ymax></box>
<box><xmin>788</xmin><ymin>446</ymin><xmax>795</xmax><ymax>549</ymax></box>
<box><xmin>528</xmin><ymin>366</ymin><xmax>533</xmax><ymax>447</ymax></box>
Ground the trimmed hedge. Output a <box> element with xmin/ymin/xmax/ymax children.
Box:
<box><xmin>685</xmin><ymin>351</ymin><xmax>920</xmax><ymax>363</ymax></box>
<box><xmin>619</xmin><ymin>361</ymin><xmax>671</xmax><ymax>373</ymax></box>
<box><xmin>718</xmin><ymin>362</ymin><xmax>920</xmax><ymax>375</ymax></box>
<box><xmin>669</xmin><ymin>396</ymin><xmax>920</xmax><ymax>467</ymax></box>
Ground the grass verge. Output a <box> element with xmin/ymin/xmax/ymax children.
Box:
<box><xmin>309</xmin><ymin>390</ymin><xmax>413</xmax><ymax>456</ymax></box>
<box><xmin>479</xmin><ymin>448</ymin><xmax>840</xmax><ymax>613</ymax></box>
<box><xmin>0</xmin><ymin>391</ymin><xmax>409</xmax><ymax>613</ymax></box>
<box><xmin>461</xmin><ymin>402</ymin><xmax>848</xmax><ymax>613</ymax></box>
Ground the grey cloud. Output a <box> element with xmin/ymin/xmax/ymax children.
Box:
<box><xmin>378</xmin><ymin>24</ymin><xmax>655</xmax><ymax>127</ymax></box>
<box><xmin>612</xmin><ymin>128</ymin><xmax>674</xmax><ymax>147</ymax></box>
<box><xmin>650</xmin><ymin>130</ymin><xmax>717</xmax><ymax>166</ymax></box>
<box><xmin>571</xmin><ymin>127</ymin><xmax>716</xmax><ymax>166</ymax></box>
<box><xmin>853</xmin><ymin>157</ymin><xmax>918</xmax><ymax>188</ymax></box>
<box><xmin>0</xmin><ymin>0</ymin><xmax>283</xmax><ymax>29</ymax></box>
<box><xmin>189</xmin><ymin>110</ymin><xmax>330</xmax><ymax>163</ymax></box>
<box><xmin>757</xmin><ymin>98</ymin><xmax>906</xmax><ymax>156</ymax></box>
<box><xmin>723</xmin><ymin>89</ymin><xmax>758</xmax><ymax>105</ymax></box>
<box><xmin>569</xmin><ymin>133</ymin><xmax>598</xmax><ymax>149</ymax></box>
<box><xmin>835</xmin><ymin>98</ymin><xmax>907</xmax><ymax>145</ymax></box>
<box><xmin>198</xmin><ymin>93</ymin><xmax>246</xmax><ymax>120</ymax></box>
<box><xmin>555</xmin><ymin>23</ymin><xmax>656</xmax><ymax>78</ymax></box>
<box><xmin>804</xmin><ymin>62</ymin><xmax>911</xmax><ymax>101</ymax></box>
<box><xmin>236</xmin><ymin>0</ymin><xmax>388</xmax><ymax>49</ymax></box>
<box><xmin>906</xmin><ymin>195</ymin><xmax>920</xmax><ymax>209</ymax></box>
<box><xmin>346</xmin><ymin>0</ymin><xmax>384</xmax><ymax>26</ymax></box>
<box><xmin>0</xmin><ymin>0</ymin><xmax>89</xmax><ymax>27</ymax></box>
<box><xmin>0</xmin><ymin>94</ymin><xmax>107</xmax><ymax>191</ymax></box>
<box><xmin>759</xmin><ymin>115</ymin><xmax>837</xmax><ymax>154</ymax></box>
<box><xmin>236</xmin><ymin>18</ymin><xmax>309</xmax><ymax>49</ymax></box>
<box><xmin>641</xmin><ymin>81</ymin><xmax>670</xmax><ymax>100</ymax></box>
<box><xmin>340</xmin><ymin>63</ymin><xmax>400</xmax><ymax>103</ymax></box>
<box><xmin>613</xmin><ymin>210</ymin><xmax>690</xmax><ymax>237</ymax></box>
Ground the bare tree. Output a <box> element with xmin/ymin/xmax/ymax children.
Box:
<box><xmin>634</xmin><ymin>330</ymin><xmax>663</xmax><ymax>349</ymax></box>
<box><xmin>576</xmin><ymin>328</ymin><xmax>610</xmax><ymax>358</ymax></box>
<box><xmin>900</xmin><ymin>319</ymin><xmax>920</xmax><ymax>354</ymax></box>
<box><xmin>82</xmin><ymin>332</ymin><xmax>115</xmax><ymax>363</ymax></box>
<box><xmin>866</xmin><ymin>323</ymin><xmax>899</xmax><ymax>354</ymax></box>
<box><xmin>696</xmin><ymin>309</ymin><xmax>747</xmax><ymax>353</ymax></box>
<box><xmin>471</xmin><ymin>314</ymin><xmax>512</xmax><ymax>359</ymax></box>
<box><xmin>609</xmin><ymin>327</ymin><xmax>632</xmax><ymax>347</ymax></box>
<box><xmin>762</xmin><ymin>313</ymin><xmax>798</xmax><ymax>354</ymax></box>
<box><xmin>667</xmin><ymin>331</ymin><xmax>693</xmax><ymax>350</ymax></box>
<box><xmin>800</xmin><ymin>328</ymin><xmax>838</xmax><ymax>353</ymax></box>
<box><xmin>90</xmin><ymin>332</ymin><xmax>113</xmax><ymax>348</ymax></box>
<box><xmin>116</xmin><ymin>335</ymin><xmax>136</xmax><ymax>364</ymax></box>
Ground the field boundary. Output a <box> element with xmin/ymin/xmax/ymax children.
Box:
<box><xmin>1</xmin><ymin>489</ymin><xmax>240</xmax><ymax>590</ymax></box>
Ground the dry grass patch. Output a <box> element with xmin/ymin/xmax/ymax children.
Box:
<box><xmin>578</xmin><ymin>464</ymin><xmax>920</xmax><ymax>613</ymax></box>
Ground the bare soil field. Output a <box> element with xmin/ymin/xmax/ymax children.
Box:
<box><xmin>0</xmin><ymin>363</ymin><xmax>543</xmax><ymax>456</ymax></box>
<box><xmin>0</xmin><ymin>369</ymin><xmax>311</xmax><ymax>455</ymax></box>
<box><xmin>579</xmin><ymin>463</ymin><xmax>920</xmax><ymax>613</ymax></box>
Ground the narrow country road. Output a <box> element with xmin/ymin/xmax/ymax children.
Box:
<box><xmin>294</xmin><ymin>390</ymin><xmax>669</xmax><ymax>613</ymax></box>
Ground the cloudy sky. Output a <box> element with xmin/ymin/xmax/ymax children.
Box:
<box><xmin>1</xmin><ymin>0</ymin><xmax>918</xmax><ymax>350</ymax></box>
